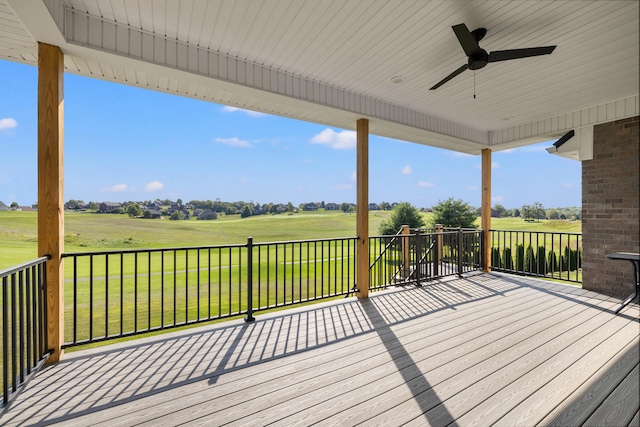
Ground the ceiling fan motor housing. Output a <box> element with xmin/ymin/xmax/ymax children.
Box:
<box><xmin>468</xmin><ymin>50</ymin><xmax>489</xmax><ymax>70</ymax></box>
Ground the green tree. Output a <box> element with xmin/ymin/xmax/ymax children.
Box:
<box><xmin>170</xmin><ymin>211</ymin><xmax>185</xmax><ymax>220</ymax></box>
<box><xmin>378</xmin><ymin>202</ymin><xmax>425</xmax><ymax>235</ymax></box>
<box><xmin>340</xmin><ymin>202</ymin><xmax>351</xmax><ymax>213</ymax></box>
<box><xmin>430</xmin><ymin>198</ymin><xmax>477</xmax><ymax>228</ymax></box>
<box><xmin>143</xmin><ymin>210</ymin><xmax>152</xmax><ymax>219</ymax></box>
<box><xmin>493</xmin><ymin>204</ymin><xmax>508</xmax><ymax>218</ymax></box>
<box><xmin>241</xmin><ymin>205</ymin><xmax>253</xmax><ymax>218</ymax></box>
<box><xmin>88</xmin><ymin>201</ymin><xmax>99</xmax><ymax>210</ymax></box>
<box><xmin>532</xmin><ymin>202</ymin><xmax>545</xmax><ymax>221</ymax></box>
<box><xmin>127</xmin><ymin>204</ymin><xmax>143</xmax><ymax>218</ymax></box>
<box><xmin>10</xmin><ymin>202</ymin><xmax>18</xmax><ymax>210</ymax></box>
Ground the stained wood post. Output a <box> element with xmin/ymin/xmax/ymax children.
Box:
<box><xmin>38</xmin><ymin>42</ymin><xmax>64</xmax><ymax>363</ymax></box>
<box><xmin>356</xmin><ymin>118</ymin><xmax>369</xmax><ymax>298</ymax></box>
<box><xmin>481</xmin><ymin>148</ymin><xmax>492</xmax><ymax>272</ymax></box>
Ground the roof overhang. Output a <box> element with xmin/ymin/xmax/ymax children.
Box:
<box><xmin>1</xmin><ymin>0</ymin><xmax>638</xmax><ymax>156</ymax></box>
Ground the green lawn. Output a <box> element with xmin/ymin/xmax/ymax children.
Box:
<box><xmin>0</xmin><ymin>210</ymin><xmax>582</xmax><ymax>270</ymax></box>
<box><xmin>0</xmin><ymin>209</ymin><xmax>583</xmax><ymax>366</ymax></box>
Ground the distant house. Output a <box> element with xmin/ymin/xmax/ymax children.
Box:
<box><xmin>325</xmin><ymin>203</ymin><xmax>339</xmax><ymax>210</ymax></box>
<box><xmin>368</xmin><ymin>203</ymin><xmax>379</xmax><ymax>210</ymax></box>
<box><xmin>0</xmin><ymin>201</ymin><xmax>8</xmax><ymax>211</ymax></box>
<box><xmin>144</xmin><ymin>209</ymin><xmax>163</xmax><ymax>219</ymax></box>
<box><xmin>18</xmin><ymin>206</ymin><xmax>35</xmax><ymax>212</ymax></box>
<box><xmin>476</xmin><ymin>207</ymin><xmax>499</xmax><ymax>218</ymax></box>
<box><xmin>303</xmin><ymin>203</ymin><xmax>318</xmax><ymax>211</ymax></box>
<box><xmin>99</xmin><ymin>202</ymin><xmax>122</xmax><ymax>213</ymax></box>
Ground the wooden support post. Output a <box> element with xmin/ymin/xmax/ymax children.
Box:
<box><xmin>356</xmin><ymin>118</ymin><xmax>369</xmax><ymax>298</ymax></box>
<box><xmin>38</xmin><ymin>43</ymin><xmax>64</xmax><ymax>363</ymax></box>
<box><xmin>481</xmin><ymin>148</ymin><xmax>492</xmax><ymax>272</ymax></box>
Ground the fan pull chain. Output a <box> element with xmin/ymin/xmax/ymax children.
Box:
<box><xmin>473</xmin><ymin>71</ymin><xmax>476</xmax><ymax>99</ymax></box>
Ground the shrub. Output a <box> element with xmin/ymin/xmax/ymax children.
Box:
<box><xmin>536</xmin><ymin>246</ymin><xmax>547</xmax><ymax>275</ymax></box>
<box><xmin>491</xmin><ymin>247</ymin><xmax>502</xmax><ymax>268</ymax></box>
<box><xmin>502</xmin><ymin>247</ymin><xmax>513</xmax><ymax>270</ymax></box>
<box><xmin>547</xmin><ymin>251</ymin><xmax>558</xmax><ymax>273</ymax></box>
<box><xmin>515</xmin><ymin>244</ymin><xmax>525</xmax><ymax>272</ymax></box>
<box><xmin>524</xmin><ymin>245</ymin><xmax>536</xmax><ymax>273</ymax></box>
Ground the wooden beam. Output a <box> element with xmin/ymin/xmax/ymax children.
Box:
<box><xmin>38</xmin><ymin>42</ymin><xmax>64</xmax><ymax>363</ymax></box>
<box><xmin>356</xmin><ymin>119</ymin><xmax>369</xmax><ymax>298</ymax></box>
<box><xmin>481</xmin><ymin>148</ymin><xmax>492</xmax><ymax>272</ymax></box>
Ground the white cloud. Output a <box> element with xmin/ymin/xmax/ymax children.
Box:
<box><xmin>402</xmin><ymin>165</ymin><xmax>412</xmax><ymax>175</ymax></box>
<box><xmin>418</xmin><ymin>181</ymin><xmax>435</xmax><ymax>188</ymax></box>
<box><xmin>221</xmin><ymin>106</ymin><xmax>267</xmax><ymax>117</ymax></box>
<box><xmin>102</xmin><ymin>184</ymin><xmax>129</xmax><ymax>193</ymax></box>
<box><xmin>295</xmin><ymin>186</ymin><xmax>304</xmax><ymax>191</ymax></box>
<box><xmin>214</xmin><ymin>137</ymin><xmax>252</xmax><ymax>148</ymax></box>
<box><xmin>310</xmin><ymin>129</ymin><xmax>356</xmax><ymax>150</ymax></box>
<box><xmin>351</xmin><ymin>171</ymin><xmax>357</xmax><ymax>181</ymax></box>
<box><xmin>469</xmin><ymin>186</ymin><xmax>479</xmax><ymax>191</ymax></box>
<box><xmin>562</xmin><ymin>183</ymin><xmax>575</xmax><ymax>189</ymax></box>
<box><xmin>145</xmin><ymin>181</ymin><xmax>164</xmax><ymax>192</ymax></box>
<box><xmin>333</xmin><ymin>184</ymin><xmax>352</xmax><ymax>190</ymax></box>
<box><xmin>0</xmin><ymin>118</ymin><xmax>17</xmax><ymax>130</ymax></box>
<box><xmin>492</xmin><ymin>195</ymin><xmax>505</xmax><ymax>202</ymax></box>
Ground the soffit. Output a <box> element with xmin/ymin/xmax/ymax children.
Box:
<box><xmin>1</xmin><ymin>0</ymin><xmax>638</xmax><ymax>154</ymax></box>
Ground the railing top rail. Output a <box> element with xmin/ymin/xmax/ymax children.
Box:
<box><xmin>490</xmin><ymin>229</ymin><xmax>582</xmax><ymax>236</ymax></box>
<box><xmin>253</xmin><ymin>236</ymin><xmax>357</xmax><ymax>246</ymax></box>
<box><xmin>62</xmin><ymin>243</ymin><xmax>247</xmax><ymax>258</ymax></box>
<box><xmin>0</xmin><ymin>255</ymin><xmax>50</xmax><ymax>279</ymax></box>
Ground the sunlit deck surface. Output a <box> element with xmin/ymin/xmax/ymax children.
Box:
<box><xmin>5</xmin><ymin>272</ymin><xmax>640</xmax><ymax>426</ymax></box>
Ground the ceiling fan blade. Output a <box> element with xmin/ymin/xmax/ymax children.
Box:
<box><xmin>452</xmin><ymin>23</ymin><xmax>483</xmax><ymax>56</ymax></box>
<box><xmin>488</xmin><ymin>46</ymin><xmax>556</xmax><ymax>62</ymax></box>
<box><xmin>429</xmin><ymin>64</ymin><xmax>468</xmax><ymax>90</ymax></box>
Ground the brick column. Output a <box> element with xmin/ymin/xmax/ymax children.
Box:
<box><xmin>582</xmin><ymin>116</ymin><xmax>639</xmax><ymax>297</ymax></box>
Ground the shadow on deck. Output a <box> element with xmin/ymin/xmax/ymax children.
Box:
<box><xmin>4</xmin><ymin>272</ymin><xmax>639</xmax><ymax>426</ymax></box>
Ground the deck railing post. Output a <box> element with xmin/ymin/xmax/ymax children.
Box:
<box><xmin>457</xmin><ymin>228</ymin><xmax>463</xmax><ymax>277</ymax></box>
<box><xmin>401</xmin><ymin>225</ymin><xmax>410</xmax><ymax>280</ymax></box>
<box><xmin>244</xmin><ymin>237</ymin><xmax>255</xmax><ymax>322</ymax></box>
<box><xmin>415</xmin><ymin>229</ymin><xmax>422</xmax><ymax>284</ymax></box>
<box><xmin>434</xmin><ymin>224</ymin><xmax>442</xmax><ymax>277</ymax></box>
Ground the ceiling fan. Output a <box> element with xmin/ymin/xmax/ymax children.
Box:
<box><xmin>430</xmin><ymin>23</ymin><xmax>556</xmax><ymax>90</ymax></box>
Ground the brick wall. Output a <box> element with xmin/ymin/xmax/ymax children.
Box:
<box><xmin>582</xmin><ymin>116</ymin><xmax>639</xmax><ymax>297</ymax></box>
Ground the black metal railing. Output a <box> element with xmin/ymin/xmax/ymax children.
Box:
<box><xmin>62</xmin><ymin>237</ymin><xmax>358</xmax><ymax>347</ymax></box>
<box><xmin>0</xmin><ymin>256</ymin><xmax>51</xmax><ymax>413</ymax></box>
<box><xmin>369</xmin><ymin>227</ymin><xmax>483</xmax><ymax>288</ymax></box>
<box><xmin>490</xmin><ymin>229</ymin><xmax>582</xmax><ymax>283</ymax></box>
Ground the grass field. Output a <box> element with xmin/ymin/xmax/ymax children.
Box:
<box><xmin>1</xmin><ymin>209</ymin><xmax>583</xmax><ymax>373</ymax></box>
<box><xmin>0</xmin><ymin>209</ymin><xmax>581</xmax><ymax>270</ymax></box>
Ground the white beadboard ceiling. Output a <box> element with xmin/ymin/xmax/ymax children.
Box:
<box><xmin>0</xmin><ymin>0</ymin><xmax>638</xmax><ymax>154</ymax></box>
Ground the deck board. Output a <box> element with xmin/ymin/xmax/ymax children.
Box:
<box><xmin>3</xmin><ymin>272</ymin><xmax>639</xmax><ymax>427</ymax></box>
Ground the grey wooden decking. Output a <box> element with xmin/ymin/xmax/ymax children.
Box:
<box><xmin>4</xmin><ymin>272</ymin><xmax>639</xmax><ymax>426</ymax></box>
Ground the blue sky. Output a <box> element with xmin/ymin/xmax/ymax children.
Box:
<box><xmin>0</xmin><ymin>60</ymin><xmax>581</xmax><ymax>209</ymax></box>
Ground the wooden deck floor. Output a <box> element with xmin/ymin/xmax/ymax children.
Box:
<box><xmin>4</xmin><ymin>272</ymin><xmax>639</xmax><ymax>426</ymax></box>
